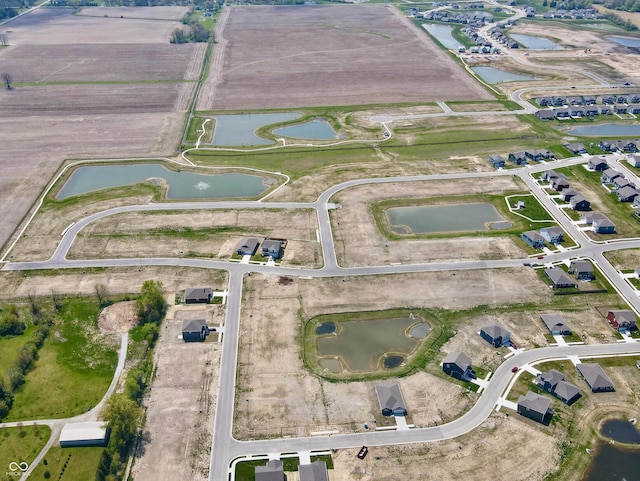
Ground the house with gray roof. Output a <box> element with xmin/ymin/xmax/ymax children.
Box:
<box><xmin>509</xmin><ymin>151</ymin><xmax>528</xmax><ymax>165</ymax></box>
<box><xmin>628</xmin><ymin>154</ymin><xmax>640</xmax><ymax>168</ymax></box>
<box><xmin>262</xmin><ymin>238</ymin><xmax>286</xmax><ymax>259</ymax></box>
<box><xmin>607</xmin><ymin>310</ymin><xmax>636</xmax><ymax>333</ymax></box>
<box><xmin>255</xmin><ymin>460</ymin><xmax>285</xmax><ymax>481</ymax></box>
<box><xmin>592</xmin><ymin>215</ymin><xmax>615</xmax><ymax>234</ymax></box>
<box><xmin>299</xmin><ymin>460</ymin><xmax>329</xmax><ymax>481</ymax></box>
<box><xmin>479</xmin><ymin>324</ymin><xmax>511</xmax><ymax>347</ymax></box>
<box><xmin>569</xmin><ymin>260</ymin><xmax>595</xmax><ymax>280</ymax></box>
<box><xmin>612</xmin><ymin>176</ymin><xmax>631</xmax><ymax>190</ymax></box>
<box><xmin>541</xmin><ymin>170</ymin><xmax>559</xmax><ymax>182</ymax></box>
<box><xmin>617</xmin><ymin>186</ymin><xmax>638</xmax><ymax>202</ymax></box>
<box><xmin>576</xmin><ymin>363</ymin><xmax>614</xmax><ymax>392</ymax></box>
<box><xmin>601</xmin><ymin>168</ymin><xmax>622</xmax><ymax>184</ymax></box>
<box><xmin>540</xmin><ymin>226</ymin><xmax>564</xmax><ymax>245</ymax></box>
<box><xmin>540</xmin><ymin>313</ymin><xmax>571</xmax><ymax>335</ymax></box>
<box><xmin>561</xmin><ymin>188</ymin><xmax>579</xmax><ymax>202</ymax></box>
<box><xmin>182</xmin><ymin>319</ymin><xmax>209</xmax><ymax>342</ymax></box>
<box><xmin>551</xmin><ymin>175</ymin><xmax>570</xmax><ymax>192</ymax></box>
<box><xmin>236</xmin><ymin>237</ymin><xmax>259</xmax><ymax>256</ymax></box>
<box><xmin>517</xmin><ymin>391</ymin><xmax>553</xmax><ymax>424</ymax></box>
<box><xmin>184</xmin><ymin>287</ymin><xmax>213</xmax><ymax>304</ymax></box>
<box><xmin>535</xmin><ymin>109</ymin><xmax>555</xmax><ymax>121</ymax></box>
<box><xmin>564</xmin><ymin>142</ymin><xmax>587</xmax><ymax>154</ymax></box>
<box><xmin>375</xmin><ymin>383</ymin><xmax>407</xmax><ymax>417</ymax></box>
<box><xmin>570</xmin><ymin>194</ymin><xmax>590</xmax><ymax>211</ymax></box>
<box><xmin>488</xmin><ymin>154</ymin><xmax>506</xmax><ymax>168</ymax></box>
<box><xmin>545</xmin><ymin>268</ymin><xmax>577</xmax><ymax>289</ymax></box>
<box><xmin>522</xmin><ymin>230</ymin><xmax>545</xmax><ymax>248</ymax></box>
<box><xmin>588</xmin><ymin>157</ymin><xmax>608</xmax><ymax>171</ymax></box>
<box><xmin>535</xmin><ymin>369</ymin><xmax>581</xmax><ymax>405</ymax></box>
<box><xmin>442</xmin><ymin>351</ymin><xmax>475</xmax><ymax>380</ymax></box>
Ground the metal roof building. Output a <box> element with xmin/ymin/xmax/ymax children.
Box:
<box><xmin>59</xmin><ymin>422</ymin><xmax>110</xmax><ymax>448</ymax></box>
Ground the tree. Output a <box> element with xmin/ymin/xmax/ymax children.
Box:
<box><xmin>51</xmin><ymin>289</ymin><xmax>62</xmax><ymax>311</ymax></box>
<box><xmin>101</xmin><ymin>394</ymin><xmax>141</xmax><ymax>460</ymax></box>
<box><xmin>27</xmin><ymin>290</ymin><xmax>40</xmax><ymax>316</ymax></box>
<box><xmin>2</xmin><ymin>72</ymin><xmax>12</xmax><ymax>90</ymax></box>
<box><xmin>170</xmin><ymin>28</ymin><xmax>188</xmax><ymax>43</ymax></box>
<box><xmin>95</xmin><ymin>284</ymin><xmax>108</xmax><ymax>307</ymax></box>
<box><xmin>135</xmin><ymin>280</ymin><xmax>167</xmax><ymax>325</ymax></box>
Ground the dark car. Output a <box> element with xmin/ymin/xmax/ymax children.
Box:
<box><xmin>511</xmin><ymin>366</ymin><xmax>519</xmax><ymax>373</ymax></box>
<box><xmin>357</xmin><ymin>446</ymin><xmax>369</xmax><ymax>459</ymax></box>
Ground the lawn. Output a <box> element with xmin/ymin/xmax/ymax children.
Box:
<box><xmin>0</xmin><ymin>325</ymin><xmax>35</xmax><ymax>374</ymax></box>
<box><xmin>0</xmin><ymin>425</ymin><xmax>50</xmax><ymax>481</ymax></box>
<box><xmin>28</xmin><ymin>445</ymin><xmax>104</xmax><ymax>481</ymax></box>
<box><xmin>6</xmin><ymin>299</ymin><xmax>118</xmax><ymax>421</ymax></box>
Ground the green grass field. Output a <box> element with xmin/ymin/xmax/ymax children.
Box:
<box><xmin>28</xmin><ymin>445</ymin><xmax>104</xmax><ymax>481</ymax></box>
<box><xmin>0</xmin><ymin>425</ymin><xmax>50</xmax><ymax>481</ymax></box>
<box><xmin>6</xmin><ymin>299</ymin><xmax>118</xmax><ymax>421</ymax></box>
<box><xmin>0</xmin><ymin>325</ymin><xmax>35</xmax><ymax>374</ymax></box>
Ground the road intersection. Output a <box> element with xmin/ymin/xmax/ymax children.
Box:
<box><xmin>3</xmin><ymin>153</ymin><xmax>640</xmax><ymax>480</ymax></box>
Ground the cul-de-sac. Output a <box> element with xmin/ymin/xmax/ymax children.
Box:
<box><xmin>2</xmin><ymin>0</ymin><xmax>640</xmax><ymax>480</ymax></box>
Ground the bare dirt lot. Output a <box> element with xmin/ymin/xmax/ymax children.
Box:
<box><xmin>132</xmin><ymin>304</ymin><xmax>223</xmax><ymax>481</ymax></box>
<box><xmin>198</xmin><ymin>4</ymin><xmax>491</xmax><ymax>110</ymax></box>
<box><xmin>65</xmin><ymin>209</ymin><xmax>322</xmax><ymax>267</ymax></box>
<box><xmin>235</xmin><ymin>270</ymin><xmax>549</xmax><ymax>439</ymax></box>
<box><xmin>330</xmin><ymin>177</ymin><xmax>527</xmax><ymax>266</ymax></box>
<box><xmin>0</xmin><ymin>6</ymin><xmax>205</xmax><ymax>255</ymax></box>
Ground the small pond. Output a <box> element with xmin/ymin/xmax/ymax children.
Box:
<box><xmin>272</xmin><ymin>119</ymin><xmax>338</xmax><ymax>140</ymax></box>
<box><xmin>55</xmin><ymin>164</ymin><xmax>271</xmax><ymax>200</ymax></box>
<box><xmin>565</xmin><ymin>124</ymin><xmax>640</xmax><ymax>137</ymax></box>
<box><xmin>211</xmin><ymin>112</ymin><xmax>301</xmax><ymax>146</ymax></box>
<box><xmin>422</xmin><ymin>23</ymin><xmax>460</xmax><ymax>50</ymax></box>
<box><xmin>317</xmin><ymin>317</ymin><xmax>418</xmax><ymax>372</ymax></box>
<box><xmin>472</xmin><ymin>66</ymin><xmax>537</xmax><ymax>84</ymax></box>
<box><xmin>510</xmin><ymin>34</ymin><xmax>563</xmax><ymax>50</ymax></box>
<box><xmin>602</xmin><ymin>419</ymin><xmax>640</xmax><ymax>444</ymax></box>
<box><xmin>386</xmin><ymin>203</ymin><xmax>509</xmax><ymax>234</ymax></box>
<box><xmin>319</xmin><ymin>358</ymin><xmax>343</xmax><ymax>373</ymax></box>
<box><xmin>408</xmin><ymin>322</ymin><xmax>432</xmax><ymax>339</ymax></box>
<box><xmin>581</xmin><ymin>442</ymin><xmax>640</xmax><ymax>481</ymax></box>
<box><xmin>316</xmin><ymin>322</ymin><xmax>337</xmax><ymax>335</ymax></box>
<box><xmin>609</xmin><ymin>35</ymin><xmax>640</xmax><ymax>48</ymax></box>
<box><xmin>383</xmin><ymin>355</ymin><xmax>404</xmax><ymax>369</ymax></box>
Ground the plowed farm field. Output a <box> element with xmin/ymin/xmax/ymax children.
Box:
<box><xmin>198</xmin><ymin>4</ymin><xmax>491</xmax><ymax>110</ymax></box>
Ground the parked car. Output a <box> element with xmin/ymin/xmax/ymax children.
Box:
<box><xmin>511</xmin><ymin>366</ymin><xmax>519</xmax><ymax>373</ymax></box>
<box><xmin>357</xmin><ymin>446</ymin><xmax>369</xmax><ymax>459</ymax></box>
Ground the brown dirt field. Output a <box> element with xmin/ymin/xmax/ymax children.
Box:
<box><xmin>66</xmin><ymin>209</ymin><xmax>322</xmax><ymax>267</ymax></box>
<box><xmin>0</xmin><ymin>266</ymin><xmax>228</xmax><ymax>302</ymax></box>
<box><xmin>235</xmin><ymin>270</ymin><xmax>549</xmax><ymax>439</ymax></box>
<box><xmin>98</xmin><ymin>301</ymin><xmax>138</xmax><ymax>333</ymax></box>
<box><xmin>604</xmin><ymin>248</ymin><xmax>640</xmax><ymax>270</ymax></box>
<box><xmin>132</xmin><ymin>304</ymin><xmax>222</xmax><ymax>481</ymax></box>
<box><xmin>0</xmin><ymin>83</ymin><xmax>193</xmax><ymax>117</ymax></box>
<box><xmin>331</xmin><ymin>413</ymin><xmax>559</xmax><ymax>481</ymax></box>
<box><xmin>77</xmin><ymin>6</ymin><xmax>189</xmax><ymax>21</ymax></box>
<box><xmin>330</xmin><ymin>177</ymin><xmax>527</xmax><ymax>267</ymax></box>
<box><xmin>2</xmin><ymin>7</ymin><xmax>186</xmax><ymax>45</ymax></box>
<box><xmin>198</xmin><ymin>4</ymin><xmax>491</xmax><ymax>110</ymax></box>
<box><xmin>0</xmin><ymin>44</ymin><xmax>204</xmax><ymax>82</ymax></box>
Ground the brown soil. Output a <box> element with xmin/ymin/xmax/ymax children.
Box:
<box><xmin>198</xmin><ymin>4</ymin><xmax>491</xmax><ymax>110</ymax></box>
<box><xmin>97</xmin><ymin>301</ymin><xmax>138</xmax><ymax>333</ymax></box>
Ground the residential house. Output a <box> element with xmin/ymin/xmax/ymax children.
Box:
<box><xmin>617</xmin><ymin>95</ymin><xmax>628</xmax><ymax>104</ymax></box>
<box><xmin>522</xmin><ymin>230</ymin><xmax>545</xmax><ymax>248</ymax></box>
<box><xmin>509</xmin><ymin>151</ymin><xmax>528</xmax><ymax>164</ymax></box>
<box><xmin>600</xmin><ymin>95</ymin><xmax>615</xmax><ymax>105</ymax></box>
<box><xmin>576</xmin><ymin>363</ymin><xmax>615</xmax><ymax>392</ymax></box>
<box><xmin>570</xmin><ymin>194</ymin><xmax>591</xmax><ymax>211</ymax></box>
<box><xmin>375</xmin><ymin>383</ymin><xmax>407</xmax><ymax>417</ymax></box>
<box><xmin>569</xmin><ymin>260</ymin><xmax>595</xmax><ymax>280</ymax></box>
<box><xmin>479</xmin><ymin>324</ymin><xmax>511</xmax><ymax>347</ymax></box>
<box><xmin>592</xmin><ymin>214</ymin><xmax>615</xmax><ymax>234</ymax></box>
<box><xmin>442</xmin><ymin>351</ymin><xmax>475</xmax><ymax>380</ymax></box>
<box><xmin>184</xmin><ymin>287</ymin><xmax>213</xmax><ymax>304</ymax></box>
<box><xmin>568</xmin><ymin>96</ymin><xmax>583</xmax><ymax>106</ymax></box>
<box><xmin>534</xmin><ymin>369</ymin><xmax>581</xmax><ymax>405</ymax></box>
<box><xmin>182</xmin><ymin>319</ymin><xmax>209</xmax><ymax>342</ymax></box>
<box><xmin>617</xmin><ymin>140</ymin><xmax>639</xmax><ymax>153</ymax></box>
<box><xmin>541</xmin><ymin>170</ymin><xmax>559</xmax><ymax>182</ymax></box>
<box><xmin>540</xmin><ymin>226</ymin><xmax>564</xmax><ymax>244</ymax></box>
<box><xmin>585</xmin><ymin>105</ymin><xmax>599</xmax><ymax>117</ymax></box>
<box><xmin>255</xmin><ymin>460</ymin><xmax>285</xmax><ymax>481</ymax></box>
<box><xmin>488</xmin><ymin>154</ymin><xmax>506</xmax><ymax>168</ymax></box>
<box><xmin>607</xmin><ymin>310</ymin><xmax>636</xmax><ymax>333</ymax></box>
<box><xmin>517</xmin><ymin>391</ymin><xmax>553</xmax><ymax>424</ymax></box>
<box><xmin>536</xmin><ymin>109</ymin><xmax>555</xmax><ymax>121</ymax></box>
<box><xmin>570</xmin><ymin>106</ymin><xmax>586</xmax><ymax>118</ymax></box>
<box><xmin>551</xmin><ymin>96</ymin><xmax>567</xmax><ymax>106</ymax></box>
<box><xmin>615</xmin><ymin>104</ymin><xmax>629</xmax><ymax>114</ymax></box>
<box><xmin>634</xmin><ymin>196</ymin><xmax>640</xmax><ymax>208</ymax></box>
<box><xmin>526</xmin><ymin>149</ymin><xmax>554</xmax><ymax>162</ymax></box>
<box><xmin>599</xmin><ymin>140</ymin><xmax>618</xmax><ymax>153</ymax></box>
<box><xmin>612</xmin><ymin>176</ymin><xmax>631</xmax><ymax>190</ymax></box>
<box><xmin>627</xmin><ymin>154</ymin><xmax>640</xmax><ymax>168</ymax></box>
<box><xmin>564</xmin><ymin>142</ymin><xmax>587</xmax><ymax>154</ymax></box>
<box><xmin>629</xmin><ymin>93</ymin><xmax>640</xmax><ymax>103</ymax></box>
<box><xmin>545</xmin><ymin>268</ymin><xmax>577</xmax><ymax>289</ymax></box>
<box><xmin>262</xmin><ymin>238</ymin><xmax>286</xmax><ymax>259</ymax></box>
<box><xmin>582</xmin><ymin>95</ymin><xmax>596</xmax><ymax>105</ymax></box>
<box><xmin>629</xmin><ymin>103</ymin><xmax>640</xmax><ymax>114</ymax></box>
<box><xmin>588</xmin><ymin>157</ymin><xmax>608</xmax><ymax>171</ymax></box>
<box><xmin>299</xmin><ymin>461</ymin><xmax>329</xmax><ymax>481</ymax></box>
<box><xmin>561</xmin><ymin>188</ymin><xmax>579</xmax><ymax>201</ymax></box>
<box><xmin>236</xmin><ymin>237</ymin><xmax>260</xmax><ymax>256</ymax></box>
<box><xmin>551</xmin><ymin>175</ymin><xmax>570</xmax><ymax>192</ymax></box>
<box><xmin>600</xmin><ymin>105</ymin><xmax>613</xmax><ymax>115</ymax></box>
<box><xmin>617</xmin><ymin>186</ymin><xmax>638</xmax><ymax>202</ymax></box>
<box><xmin>540</xmin><ymin>313</ymin><xmax>571</xmax><ymax>335</ymax></box>
<box><xmin>554</xmin><ymin>107</ymin><xmax>571</xmax><ymax>120</ymax></box>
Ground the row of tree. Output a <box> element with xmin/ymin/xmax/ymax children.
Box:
<box><xmin>170</xmin><ymin>16</ymin><xmax>211</xmax><ymax>43</ymax></box>
<box><xmin>594</xmin><ymin>0</ymin><xmax>640</xmax><ymax>12</ymax></box>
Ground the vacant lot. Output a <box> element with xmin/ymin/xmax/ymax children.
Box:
<box><xmin>0</xmin><ymin>6</ymin><xmax>205</xmax><ymax>255</ymax></box>
<box><xmin>235</xmin><ymin>269</ymin><xmax>549</xmax><ymax>439</ymax></box>
<box><xmin>132</xmin><ymin>304</ymin><xmax>222</xmax><ymax>481</ymax></box>
<box><xmin>330</xmin><ymin>177</ymin><xmax>527</xmax><ymax>266</ymax></box>
<box><xmin>198</xmin><ymin>4</ymin><xmax>491</xmax><ymax>110</ymax></box>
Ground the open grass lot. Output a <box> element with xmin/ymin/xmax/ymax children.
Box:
<box><xmin>27</xmin><ymin>445</ymin><xmax>104</xmax><ymax>481</ymax></box>
<box><xmin>0</xmin><ymin>325</ymin><xmax>35</xmax><ymax>374</ymax></box>
<box><xmin>0</xmin><ymin>44</ymin><xmax>204</xmax><ymax>83</ymax></box>
<box><xmin>6</xmin><ymin>299</ymin><xmax>118</xmax><ymax>421</ymax></box>
<box><xmin>198</xmin><ymin>4</ymin><xmax>491</xmax><ymax>110</ymax></box>
<box><xmin>0</xmin><ymin>425</ymin><xmax>50</xmax><ymax>481</ymax></box>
